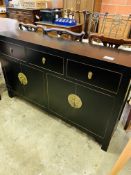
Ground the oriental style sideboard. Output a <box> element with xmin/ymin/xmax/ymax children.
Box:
<box><xmin>0</xmin><ymin>30</ymin><xmax>130</xmax><ymax>151</ymax></box>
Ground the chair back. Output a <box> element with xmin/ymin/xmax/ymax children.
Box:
<box><xmin>43</xmin><ymin>27</ymin><xmax>85</xmax><ymax>42</ymax></box>
<box><xmin>19</xmin><ymin>22</ymin><xmax>85</xmax><ymax>42</ymax></box>
<box><xmin>82</xmin><ymin>11</ymin><xmax>106</xmax><ymax>39</ymax></box>
<box><xmin>19</xmin><ymin>22</ymin><xmax>43</xmax><ymax>32</ymax></box>
<box><xmin>88</xmin><ymin>13</ymin><xmax>131</xmax><ymax>48</ymax></box>
<box><xmin>63</xmin><ymin>9</ymin><xmax>81</xmax><ymax>23</ymax></box>
<box><xmin>98</xmin><ymin>13</ymin><xmax>131</xmax><ymax>39</ymax></box>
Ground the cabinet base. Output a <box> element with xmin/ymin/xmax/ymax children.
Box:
<box><xmin>8</xmin><ymin>89</ymin><xmax>15</xmax><ymax>98</ymax></box>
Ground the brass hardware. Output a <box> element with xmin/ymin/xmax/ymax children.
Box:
<box><xmin>42</xmin><ymin>57</ymin><xmax>46</xmax><ymax>65</ymax></box>
<box><xmin>88</xmin><ymin>71</ymin><xmax>93</xmax><ymax>80</ymax></box>
<box><xmin>10</xmin><ymin>48</ymin><xmax>13</xmax><ymax>54</ymax></box>
<box><xmin>18</xmin><ymin>72</ymin><xmax>28</xmax><ymax>85</ymax></box>
<box><xmin>68</xmin><ymin>94</ymin><xmax>82</xmax><ymax>109</ymax></box>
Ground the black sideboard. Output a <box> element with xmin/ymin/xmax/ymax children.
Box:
<box><xmin>0</xmin><ymin>29</ymin><xmax>130</xmax><ymax>151</ymax></box>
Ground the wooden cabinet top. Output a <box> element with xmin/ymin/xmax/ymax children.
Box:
<box><xmin>0</xmin><ymin>26</ymin><xmax>131</xmax><ymax>68</ymax></box>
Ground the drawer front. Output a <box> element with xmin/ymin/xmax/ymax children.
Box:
<box><xmin>0</xmin><ymin>40</ymin><xmax>25</xmax><ymax>60</ymax></box>
<box><xmin>9</xmin><ymin>9</ymin><xmax>32</xmax><ymax>15</ymax></box>
<box><xmin>21</xmin><ymin>10</ymin><xmax>32</xmax><ymax>15</ymax></box>
<box><xmin>9</xmin><ymin>10</ymin><xmax>33</xmax><ymax>22</ymax></box>
<box><xmin>26</xmin><ymin>48</ymin><xmax>64</xmax><ymax>74</ymax></box>
<box><xmin>67</xmin><ymin>60</ymin><xmax>122</xmax><ymax>93</ymax></box>
<box><xmin>22</xmin><ymin>15</ymin><xmax>34</xmax><ymax>23</ymax></box>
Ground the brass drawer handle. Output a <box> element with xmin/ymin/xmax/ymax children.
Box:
<box><xmin>88</xmin><ymin>71</ymin><xmax>93</xmax><ymax>80</ymax></box>
<box><xmin>42</xmin><ymin>57</ymin><xmax>46</xmax><ymax>65</ymax></box>
<box><xmin>18</xmin><ymin>72</ymin><xmax>28</xmax><ymax>85</ymax></box>
<box><xmin>68</xmin><ymin>94</ymin><xmax>82</xmax><ymax>109</ymax></box>
<box><xmin>10</xmin><ymin>48</ymin><xmax>13</xmax><ymax>54</ymax></box>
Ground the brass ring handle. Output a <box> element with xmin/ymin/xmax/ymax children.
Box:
<box><xmin>88</xmin><ymin>71</ymin><xmax>93</xmax><ymax>80</ymax></box>
<box><xmin>68</xmin><ymin>94</ymin><xmax>82</xmax><ymax>109</ymax></box>
<box><xmin>42</xmin><ymin>57</ymin><xmax>46</xmax><ymax>65</ymax></box>
<box><xmin>18</xmin><ymin>72</ymin><xmax>28</xmax><ymax>85</ymax></box>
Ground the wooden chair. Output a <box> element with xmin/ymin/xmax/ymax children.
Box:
<box><xmin>82</xmin><ymin>11</ymin><xmax>108</xmax><ymax>39</ymax></box>
<box><xmin>63</xmin><ymin>9</ymin><xmax>82</xmax><ymax>24</ymax></box>
<box><xmin>89</xmin><ymin>13</ymin><xmax>131</xmax><ymax>48</ymax></box>
<box><xmin>43</xmin><ymin>27</ymin><xmax>85</xmax><ymax>42</ymax></box>
<box><xmin>89</xmin><ymin>34</ymin><xmax>131</xmax><ymax>48</ymax></box>
<box><xmin>82</xmin><ymin>10</ymin><xmax>91</xmax><ymax>38</ymax></box>
<box><xmin>19</xmin><ymin>22</ymin><xmax>85</xmax><ymax>42</ymax></box>
<box><xmin>63</xmin><ymin>9</ymin><xmax>75</xmax><ymax>19</ymax></box>
<box><xmin>19</xmin><ymin>22</ymin><xmax>44</xmax><ymax>32</ymax></box>
<box><xmin>63</xmin><ymin>10</ymin><xmax>107</xmax><ymax>39</ymax></box>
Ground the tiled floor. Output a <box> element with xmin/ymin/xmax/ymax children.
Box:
<box><xmin>0</xmin><ymin>70</ymin><xmax>131</xmax><ymax>175</ymax></box>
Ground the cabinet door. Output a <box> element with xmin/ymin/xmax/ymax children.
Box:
<box><xmin>1</xmin><ymin>56</ymin><xmax>47</xmax><ymax>107</ymax></box>
<box><xmin>71</xmin><ymin>84</ymin><xmax>114</xmax><ymax>137</ymax></box>
<box><xmin>1</xmin><ymin>56</ymin><xmax>24</xmax><ymax>95</ymax></box>
<box><xmin>47</xmin><ymin>74</ymin><xmax>114</xmax><ymax>138</ymax></box>
<box><xmin>47</xmin><ymin>74</ymin><xmax>76</xmax><ymax>118</ymax></box>
<box><xmin>21</xmin><ymin>64</ymin><xmax>47</xmax><ymax>107</ymax></box>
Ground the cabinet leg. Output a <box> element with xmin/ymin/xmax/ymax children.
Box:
<box><xmin>8</xmin><ymin>89</ymin><xmax>14</xmax><ymax>98</ymax></box>
<box><xmin>101</xmin><ymin>143</ymin><xmax>108</xmax><ymax>151</ymax></box>
<box><xmin>101</xmin><ymin>137</ymin><xmax>111</xmax><ymax>151</ymax></box>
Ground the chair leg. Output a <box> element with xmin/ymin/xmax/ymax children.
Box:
<box><xmin>124</xmin><ymin>110</ymin><xmax>131</xmax><ymax>130</ymax></box>
<box><xmin>0</xmin><ymin>94</ymin><xmax>1</xmax><ymax>100</ymax></box>
<box><xmin>109</xmin><ymin>139</ymin><xmax>131</xmax><ymax>175</ymax></box>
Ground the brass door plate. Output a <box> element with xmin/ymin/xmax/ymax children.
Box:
<box><xmin>68</xmin><ymin>94</ymin><xmax>82</xmax><ymax>109</ymax></box>
<box><xmin>18</xmin><ymin>72</ymin><xmax>28</xmax><ymax>85</ymax></box>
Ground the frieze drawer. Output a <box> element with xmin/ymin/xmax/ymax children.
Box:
<box><xmin>26</xmin><ymin>48</ymin><xmax>64</xmax><ymax>74</ymax></box>
<box><xmin>0</xmin><ymin>40</ymin><xmax>25</xmax><ymax>60</ymax></box>
<box><xmin>67</xmin><ymin>60</ymin><xmax>122</xmax><ymax>93</ymax></box>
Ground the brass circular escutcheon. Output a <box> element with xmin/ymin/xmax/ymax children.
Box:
<box><xmin>68</xmin><ymin>94</ymin><xmax>82</xmax><ymax>109</ymax></box>
<box><xmin>88</xmin><ymin>71</ymin><xmax>93</xmax><ymax>80</ymax></box>
<box><xmin>42</xmin><ymin>57</ymin><xmax>46</xmax><ymax>65</ymax></box>
<box><xmin>18</xmin><ymin>72</ymin><xmax>28</xmax><ymax>85</ymax></box>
